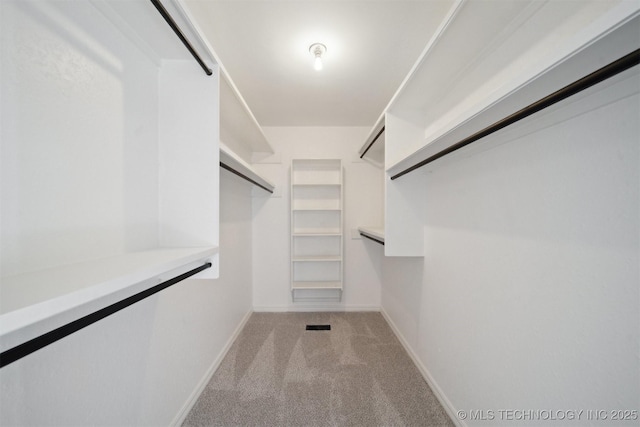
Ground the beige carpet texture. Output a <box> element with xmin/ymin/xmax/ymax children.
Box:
<box><xmin>183</xmin><ymin>312</ymin><xmax>454</xmax><ymax>426</ymax></box>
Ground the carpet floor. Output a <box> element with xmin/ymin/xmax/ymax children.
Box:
<box><xmin>183</xmin><ymin>312</ymin><xmax>454</xmax><ymax>426</ymax></box>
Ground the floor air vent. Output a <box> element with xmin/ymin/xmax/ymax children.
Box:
<box><xmin>306</xmin><ymin>325</ymin><xmax>331</xmax><ymax>331</ymax></box>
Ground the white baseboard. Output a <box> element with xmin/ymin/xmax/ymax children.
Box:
<box><xmin>252</xmin><ymin>304</ymin><xmax>381</xmax><ymax>312</ymax></box>
<box><xmin>380</xmin><ymin>307</ymin><xmax>466</xmax><ymax>427</ymax></box>
<box><xmin>170</xmin><ymin>309</ymin><xmax>253</xmax><ymax>427</ymax></box>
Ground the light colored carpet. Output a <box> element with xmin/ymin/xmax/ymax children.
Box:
<box><xmin>183</xmin><ymin>312</ymin><xmax>454</xmax><ymax>426</ymax></box>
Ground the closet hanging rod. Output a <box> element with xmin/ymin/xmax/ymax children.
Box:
<box><xmin>220</xmin><ymin>162</ymin><xmax>274</xmax><ymax>193</ymax></box>
<box><xmin>360</xmin><ymin>126</ymin><xmax>385</xmax><ymax>159</ymax></box>
<box><xmin>360</xmin><ymin>232</ymin><xmax>385</xmax><ymax>245</ymax></box>
<box><xmin>149</xmin><ymin>0</ymin><xmax>213</xmax><ymax>76</ymax></box>
<box><xmin>0</xmin><ymin>262</ymin><xmax>212</xmax><ymax>369</ymax></box>
<box><xmin>390</xmin><ymin>48</ymin><xmax>640</xmax><ymax>180</ymax></box>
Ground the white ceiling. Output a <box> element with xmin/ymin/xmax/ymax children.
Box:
<box><xmin>184</xmin><ymin>0</ymin><xmax>454</xmax><ymax>127</ymax></box>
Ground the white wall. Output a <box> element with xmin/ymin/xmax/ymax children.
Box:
<box><xmin>0</xmin><ymin>0</ymin><xmax>159</xmax><ymax>277</ymax></box>
<box><xmin>252</xmin><ymin>126</ymin><xmax>384</xmax><ymax>311</ymax></box>
<box><xmin>381</xmin><ymin>69</ymin><xmax>639</xmax><ymax>425</ymax></box>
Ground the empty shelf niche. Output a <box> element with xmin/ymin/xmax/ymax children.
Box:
<box><xmin>290</xmin><ymin>159</ymin><xmax>343</xmax><ymax>301</ymax></box>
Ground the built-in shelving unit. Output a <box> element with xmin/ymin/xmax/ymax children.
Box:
<box><xmin>290</xmin><ymin>159</ymin><xmax>343</xmax><ymax>302</ymax></box>
<box><xmin>358</xmin><ymin>0</ymin><xmax>640</xmax><ymax>257</ymax></box>
<box><xmin>1</xmin><ymin>0</ymin><xmax>220</xmax><ymax>356</ymax></box>
<box><xmin>183</xmin><ymin>8</ymin><xmax>275</xmax><ymax>191</ymax></box>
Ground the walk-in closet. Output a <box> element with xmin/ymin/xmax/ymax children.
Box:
<box><xmin>1</xmin><ymin>0</ymin><xmax>638</xmax><ymax>426</ymax></box>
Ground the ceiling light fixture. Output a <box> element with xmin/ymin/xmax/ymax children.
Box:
<box><xmin>309</xmin><ymin>43</ymin><xmax>326</xmax><ymax>71</ymax></box>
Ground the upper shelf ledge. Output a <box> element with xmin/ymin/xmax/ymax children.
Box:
<box><xmin>358</xmin><ymin>115</ymin><xmax>385</xmax><ymax>168</ymax></box>
<box><xmin>220</xmin><ymin>75</ymin><xmax>274</xmax><ymax>159</ymax></box>
<box><xmin>178</xmin><ymin>0</ymin><xmax>274</xmax><ymax>158</ymax></box>
<box><xmin>91</xmin><ymin>0</ymin><xmax>216</xmax><ymax>68</ymax></box>
<box><xmin>0</xmin><ymin>246</ymin><xmax>218</xmax><ymax>353</ymax></box>
<box><xmin>385</xmin><ymin>1</ymin><xmax>640</xmax><ymax>175</ymax></box>
<box><xmin>220</xmin><ymin>142</ymin><xmax>275</xmax><ymax>193</ymax></box>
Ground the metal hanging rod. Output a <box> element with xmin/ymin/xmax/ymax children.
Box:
<box><xmin>360</xmin><ymin>232</ymin><xmax>385</xmax><ymax>245</ymax></box>
<box><xmin>360</xmin><ymin>126</ymin><xmax>385</xmax><ymax>159</ymax></box>
<box><xmin>390</xmin><ymin>48</ymin><xmax>640</xmax><ymax>180</ymax></box>
<box><xmin>220</xmin><ymin>162</ymin><xmax>274</xmax><ymax>193</ymax></box>
<box><xmin>150</xmin><ymin>0</ymin><xmax>213</xmax><ymax>76</ymax></box>
<box><xmin>0</xmin><ymin>262</ymin><xmax>212</xmax><ymax>369</ymax></box>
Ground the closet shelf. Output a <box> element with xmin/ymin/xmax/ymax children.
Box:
<box><xmin>292</xmin><ymin>183</ymin><xmax>341</xmax><ymax>187</ymax></box>
<box><xmin>293</xmin><ymin>232</ymin><xmax>341</xmax><ymax>237</ymax></box>
<box><xmin>353</xmin><ymin>1</ymin><xmax>639</xmax><ymax>257</ymax></box>
<box><xmin>291</xmin><ymin>159</ymin><xmax>343</xmax><ymax>300</ymax></box>
<box><xmin>358</xmin><ymin>115</ymin><xmax>385</xmax><ymax>168</ymax></box>
<box><xmin>292</xmin><ymin>208</ymin><xmax>341</xmax><ymax>212</ymax></box>
<box><xmin>0</xmin><ymin>246</ymin><xmax>217</xmax><ymax>352</ymax></box>
<box><xmin>219</xmin><ymin>74</ymin><xmax>274</xmax><ymax>157</ymax></box>
<box><xmin>358</xmin><ymin>227</ymin><xmax>385</xmax><ymax>245</ymax></box>
<box><xmin>385</xmin><ymin>2</ymin><xmax>640</xmax><ymax>177</ymax></box>
<box><xmin>220</xmin><ymin>142</ymin><xmax>275</xmax><ymax>193</ymax></box>
<box><xmin>291</xmin><ymin>281</ymin><xmax>343</xmax><ymax>290</ymax></box>
<box><xmin>93</xmin><ymin>0</ymin><xmax>214</xmax><ymax>66</ymax></box>
<box><xmin>292</xmin><ymin>256</ymin><xmax>341</xmax><ymax>262</ymax></box>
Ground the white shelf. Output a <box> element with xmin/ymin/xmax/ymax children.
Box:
<box><xmin>0</xmin><ymin>247</ymin><xmax>218</xmax><ymax>352</ymax></box>
<box><xmin>292</xmin><ymin>256</ymin><xmax>341</xmax><ymax>262</ymax></box>
<box><xmin>358</xmin><ymin>115</ymin><xmax>385</xmax><ymax>168</ymax></box>
<box><xmin>291</xmin><ymin>281</ymin><xmax>343</xmax><ymax>290</ymax></box>
<box><xmin>293</xmin><ymin>232</ymin><xmax>342</xmax><ymax>237</ymax></box>
<box><xmin>292</xmin><ymin>208</ymin><xmax>342</xmax><ymax>212</ymax></box>
<box><xmin>292</xmin><ymin>183</ymin><xmax>342</xmax><ymax>187</ymax></box>
<box><xmin>220</xmin><ymin>142</ymin><xmax>275</xmax><ymax>193</ymax></box>
<box><xmin>293</xmin><ymin>229</ymin><xmax>341</xmax><ymax>236</ymax></box>
<box><xmin>1</xmin><ymin>0</ymin><xmax>221</xmax><ymax>353</ymax></box>
<box><xmin>358</xmin><ymin>227</ymin><xmax>385</xmax><ymax>244</ymax></box>
<box><xmin>291</xmin><ymin>159</ymin><xmax>343</xmax><ymax>300</ymax></box>
<box><xmin>354</xmin><ymin>1</ymin><xmax>640</xmax><ymax>258</ymax></box>
<box><xmin>219</xmin><ymin>75</ymin><xmax>273</xmax><ymax>157</ymax></box>
<box><xmin>385</xmin><ymin>2</ymin><xmax>640</xmax><ymax>173</ymax></box>
<box><xmin>92</xmin><ymin>0</ymin><xmax>215</xmax><ymax>66</ymax></box>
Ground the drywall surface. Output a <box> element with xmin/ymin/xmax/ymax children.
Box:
<box><xmin>0</xmin><ymin>171</ymin><xmax>253</xmax><ymax>426</ymax></box>
<box><xmin>1</xmin><ymin>0</ymin><xmax>159</xmax><ymax>277</ymax></box>
<box><xmin>381</xmin><ymin>71</ymin><xmax>639</xmax><ymax>425</ymax></box>
<box><xmin>252</xmin><ymin>126</ymin><xmax>384</xmax><ymax>311</ymax></box>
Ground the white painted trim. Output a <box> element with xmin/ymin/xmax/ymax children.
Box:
<box><xmin>380</xmin><ymin>307</ymin><xmax>466</xmax><ymax>427</ymax></box>
<box><xmin>252</xmin><ymin>305</ymin><xmax>380</xmax><ymax>313</ymax></box>
<box><xmin>170</xmin><ymin>308</ymin><xmax>253</xmax><ymax>427</ymax></box>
